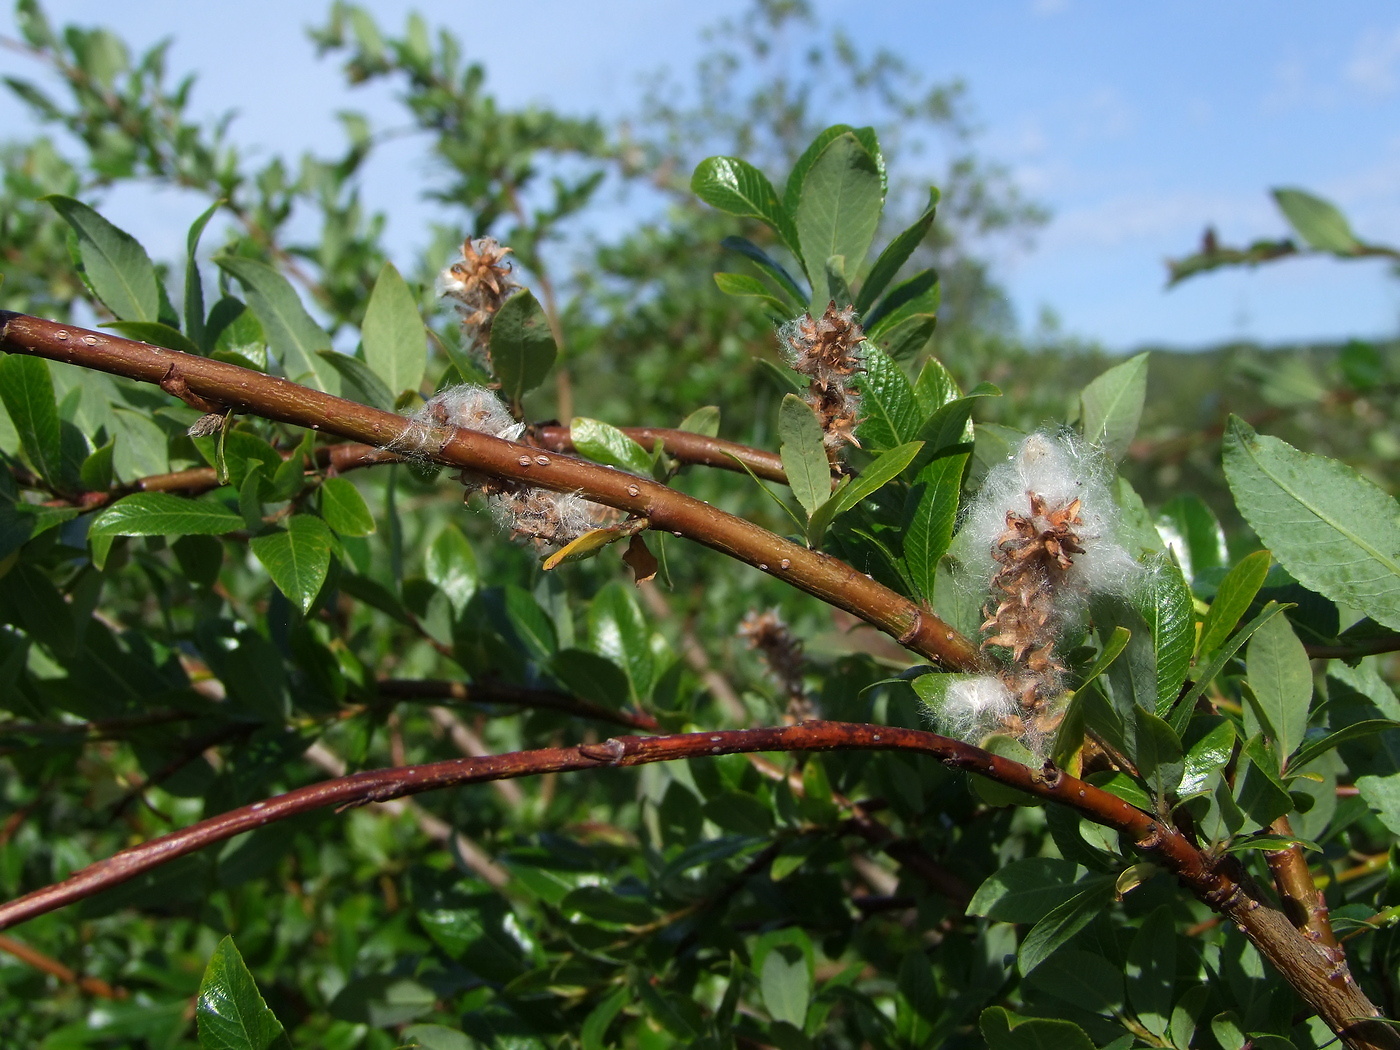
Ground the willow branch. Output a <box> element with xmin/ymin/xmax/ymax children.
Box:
<box><xmin>0</xmin><ymin>719</ymin><xmax>1391</xmax><ymax>1047</ymax></box>
<box><xmin>0</xmin><ymin>313</ymin><xmax>981</xmax><ymax>670</ymax></box>
<box><xmin>1267</xmin><ymin>815</ymin><xmax>1343</xmax><ymax>955</ymax></box>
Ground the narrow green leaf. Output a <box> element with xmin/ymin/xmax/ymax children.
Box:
<box><xmin>90</xmin><ymin>492</ymin><xmax>242</xmax><ymax>537</ymax></box>
<box><xmin>1235</xmin><ymin>734</ymin><xmax>1294</xmax><ymax>826</ymax></box>
<box><xmin>579</xmin><ymin>987</ymin><xmax>629</xmax><ymax>1050</ymax></box>
<box><xmin>778</xmin><ymin>394</ymin><xmax>830</xmax><ymax>519</ymax></box>
<box><xmin>44</xmin><ymin>195</ymin><xmax>159</xmax><ymax>322</ymax></box>
<box><xmin>1131</xmin><ymin>706</ymin><xmax>1185</xmax><ymax>805</ymax></box>
<box><xmin>1290</xmin><ymin>719</ymin><xmax>1400</xmax><ymax>772</ymax></box>
<box><xmin>909</xmin><ymin>382</ymin><xmax>1000</xmax><ymax>474</ymax></box>
<box><xmin>720</xmin><ymin>236</ymin><xmax>806</xmax><ymax>304</ymax></box>
<box><xmin>570</xmin><ymin>416</ymin><xmax>652</xmax><ymax>475</ymax></box>
<box><xmin>402</xmin><ymin>1025</ymin><xmax>472</xmax><ymax>1050</ymax></box>
<box><xmin>1272</xmin><ymin>187</ymin><xmax>1359</xmax><ymax>253</ymax></box>
<box><xmin>1356</xmin><ymin>772</ymin><xmax>1400</xmax><ymax>836</ymax></box>
<box><xmin>185</xmin><ymin>200</ymin><xmax>221</xmax><ymax>350</ymax></box>
<box><xmin>424</xmin><ymin>523</ymin><xmax>477</xmax><ymax>614</ymax></box>
<box><xmin>1245</xmin><ymin>612</ymin><xmax>1312</xmax><ymax>762</ymax></box>
<box><xmin>855</xmin><ymin>345</ymin><xmax>921</xmax><ymax>450</ymax></box>
<box><xmin>856</xmin><ymin>186</ymin><xmax>939</xmax><ymax>314</ymax></box>
<box><xmin>866</xmin><ymin>268</ymin><xmax>939</xmax><ymax>333</ymax></box>
<box><xmin>1171</xmin><ymin>602</ymin><xmax>1289</xmax><ymax>736</ymax></box>
<box><xmin>216</xmin><ymin>255</ymin><xmax>338</xmax><ymax>393</ymax></box>
<box><xmin>362</xmin><ymin>261</ymin><xmax>427</xmax><ymax>396</ymax></box>
<box><xmin>794</xmin><ymin>132</ymin><xmax>883</xmax><ymax>309</ymax></box>
<box><xmin>250</xmin><ymin>515</ymin><xmax>334</xmax><ymax>615</ymax></box>
<box><xmin>319</xmin><ymin>477</ymin><xmax>375</xmax><ymax>537</ymax></box>
<box><xmin>829</xmin><ymin>441</ymin><xmax>922</xmax><ymax>517</ymax></box>
<box><xmin>1223</xmin><ymin>417</ymin><xmax>1400</xmax><ymax>630</ymax></box>
<box><xmin>1017</xmin><ymin>876</ymin><xmax>1116</xmax><ymax>973</ymax></box>
<box><xmin>196</xmin><ymin>936</ymin><xmax>292</xmax><ymax>1050</ymax></box>
<box><xmin>913</xmin><ymin>355</ymin><xmax>961</xmax><ymax>415</ymax></box>
<box><xmin>0</xmin><ymin>354</ymin><xmax>63</xmax><ymax>485</ymax></box>
<box><xmin>691</xmin><ymin>155</ymin><xmax>798</xmax><ymax>254</ymax></box>
<box><xmin>1080</xmin><ymin>352</ymin><xmax>1148</xmax><ymax>463</ymax></box>
<box><xmin>713</xmin><ymin>271</ymin><xmax>790</xmax><ymax>314</ymax></box>
<box><xmin>903</xmin><ymin>452</ymin><xmax>967</xmax><ymax>601</ymax></box>
<box><xmin>1199</xmin><ymin>549</ymin><xmax>1272</xmax><ymax>656</ymax></box>
<box><xmin>489</xmin><ymin>289</ymin><xmax>557</xmax><ymax>408</ymax></box>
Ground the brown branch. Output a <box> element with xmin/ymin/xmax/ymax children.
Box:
<box><xmin>0</xmin><ymin>719</ymin><xmax>1392</xmax><ymax>1048</ymax></box>
<box><xmin>374</xmin><ymin>678</ymin><xmax>657</xmax><ymax>731</ymax></box>
<box><xmin>1267</xmin><ymin>815</ymin><xmax>1343</xmax><ymax>956</ymax></box>
<box><xmin>0</xmin><ymin>312</ymin><xmax>982</xmax><ymax>671</ymax></box>
<box><xmin>0</xmin><ymin>933</ymin><xmax>125</xmax><ymax>1000</ymax></box>
<box><xmin>1305</xmin><ymin>634</ymin><xmax>1400</xmax><ymax>660</ymax></box>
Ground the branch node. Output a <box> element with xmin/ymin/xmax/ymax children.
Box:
<box><xmin>578</xmin><ymin>738</ymin><xmax>627</xmax><ymax>765</ymax></box>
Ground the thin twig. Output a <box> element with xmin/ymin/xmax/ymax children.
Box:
<box><xmin>0</xmin><ymin>933</ymin><xmax>125</xmax><ymax>1000</ymax></box>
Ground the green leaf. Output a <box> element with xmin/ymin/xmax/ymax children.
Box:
<box><xmin>550</xmin><ymin>649</ymin><xmax>628</xmax><ymax>710</ymax></box>
<box><xmin>691</xmin><ymin>155</ymin><xmax>798</xmax><ymax>254</ymax></box>
<box><xmin>760</xmin><ymin>944</ymin><xmax>810</xmax><ymax>1028</ymax></box>
<box><xmin>101</xmin><ymin>320</ymin><xmax>201</xmax><ymax>354</ymax></box>
<box><xmin>967</xmin><ymin>858</ymin><xmax>1082</xmax><ymax>923</ymax></box>
<box><xmin>1245</xmin><ymin>613</ymin><xmax>1312</xmax><ymax>762</ymax></box>
<box><xmin>570</xmin><ymin>416</ymin><xmax>652</xmax><ymax>475</ymax></box>
<box><xmin>250</xmin><ymin>515</ymin><xmax>334</xmax><ymax>615</ymax></box>
<box><xmin>1023</xmin><ymin>949</ymin><xmax>1124</xmax><ymax>1017</ymax></box>
<box><xmin>362</xmin><ymin>261</ymin><xmax>427</xmax><ymax>396</ymax></box>
<box><xmin>1157</xmin><ymin>493</ymin><xmax>1228</xmax><ymax>580</ymax></box>
<box><xmin>1235</xmin><ymin>734</ymin><xmax>1293</xmax><ymax>827</ymax></box>
<box><xmin>909</xmin><ymin>382</ymin><xmax>999</xmax><ymax>474</ymax></box>
<box><xmin>579</xmin><ymin>988</ymin><xmax>629</xmax><ymax>1050</ymax></box>
<box><xmin>1272</xmin><ymin>187</ymin><xmax>1359</xmax><ymax>253</ymax></box>
<box><xmin>216</xmin><ymin>255</ymin><xmax>338</xmax><ymax>393</ymax></box>
<box><xmin>424</xmin><ymin>523</ymin><xmax>477</xmax><ymax>614</ymax></box>
<box><xmin>1080</xmin><ymin>352</ymin><xmax>1148</xmax><ymax>464</ymax></box>
<box><xmin>489</xmin><ymin>290</ymin><xmax>557</xmax><ymax>408</ymax></box>
<box><xmin>793</xmin><ymin>132</ymin><xmax>884</xmax><ymax>309</ymax></box>
<box><xmin>783</xmin><ymin>124</ymin><xmax>885</xmax><ymax>217</ymax></box>
<box><xmin>1291</xmin><ymin>719</ymin><xmax>1400</xmax><ymax>773</ymax></box>
<box><xmin>90</xmin><ymin>492</ymin><xmax>242</xmax><ymax>537</ymax></box>
<box><xmin>1133</xmin><ymin>555</ymin><xmax>1195</xmax><ymax>717</ymax></box>
<box><xmin>1356</xmin><ymin>772</ymin><xmax>1400</xmax><ymax>836</ymax></box>
<box><xmin>903</xmin><ymin>453</ymin><xmax>967</xmax><ymax>601</ymax></box>
<box><xmin>319</xmin><ymin>477</ymin><xmax>375</xmax><ymax>537</ymax></box>
<box><xmin>678</xmin><ymin>405</ymin><xmax>720</xmax><ymax>437</ymax></box>
<box><xmin>1131</xmin><ymin>706</ymin><xmax>1184</xmax><ymax>805</ymax></box>
<box><xmin>1178</xmin><ymin>718</ymin><xmax>1236</xmax><ymax>797</ymax></box>
<box><xmin>44</xmin><ymin>195</ymin><xmax>159</xmax><ymax>322</ymax></box>
<box><xmin>1171</xmin><ymin>602</ymin><xmax>1289</xmax><ymax>736</ymax></box>
<box><xmin>1223</xmin><ymin>417</ymin><xmax>1400</xmax><ymax>631</ymax></box>
<box><xmin>1199</xmin><ymin>549</ymin><xmax>1272</xmax><ymax>656</ymax></box>
<box><xmin>720</xmin><ymin>236</ymin><xmax>806</xmax><ymax>304</ymax></box>
<box><xmin>590</xmin><ymin>582</ymin><xmax>652</xmax><ymax>701</ymax></box>
<box><xmin>778</xmin><ymin>393</ymin><xmax>830</xmax><ymax>519</ymax></box>
<box><xmin>1017</xmin><ymin>875</ymin><xmax>1116</xmax><ymax>973</ymax></box>
<box><xmin>315</xmin><ymin>350</ymin><xmax>394</xmax><ymax>411</ymax></box>
<box><xmin>0</xmin><ymin>354</ymin><xmax>63</xmax><ymax>485</ymax></box>
<box><xmin>713</xmin><ymin>271</ymin><xmax>790</xmax><ymax>314</ymax></box>
<box><xmin>1126</xmin><ymin>906</ymin><xmax>1175</xmax><ymax>1037</ymax></box>
<box><xmin>866</xmin><ymin>267</ymin><xmax>940</xmax><ymax>336</ymax></box>
<box><xmin>856</xmin><ymin>186</ymin><xmax>938</xmax><ymax>314</ymax></box>
<box><xmin>184</xmin><ymin>200</ymin><xmax>221</xmax><ymax>350</ymax></box>
<box><xmin>855</xmin><ymin>345</ymin><xmax>920</xmax><ymax>450</ymax></box>
<box><xmin>196</xmin><ymin>936</ymin><xmax>292</xmax><ymax>1050</ymax></box>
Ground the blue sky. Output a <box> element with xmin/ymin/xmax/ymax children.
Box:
<box><xmin>3</xmin><ymin>0</ymin><xmax>1399</xmax><ymax>350</ymax></box>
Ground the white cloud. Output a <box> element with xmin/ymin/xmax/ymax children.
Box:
<box><xmin>1347</xmin><ymin>26</ymin><xmax>1400</xmax><ymax>95</ymax></box>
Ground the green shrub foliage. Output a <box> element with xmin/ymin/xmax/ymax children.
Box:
<box><xmin>2</xmin><ymin>4</ymin><xmax>1400</xmax><ymax>1049</ymax></box>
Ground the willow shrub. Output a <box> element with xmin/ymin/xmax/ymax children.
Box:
<box><xmin>3</xmin><ymin>16</ymin><xmax>1400</xmax><ymax>1050</ymax></box>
